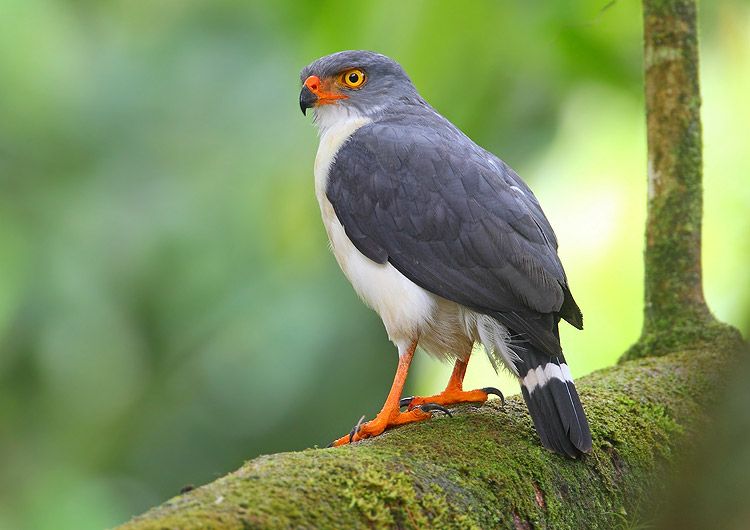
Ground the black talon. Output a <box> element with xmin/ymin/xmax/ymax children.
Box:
<box><xmin>482</xmin><ymin>386</ymin><xmax>505</xmax><ymax>406</ymax></box>
<box><xmin>399</xmin><ymin>396</ymin><xmax>415</xmax><ymax>408</ymax></box>
<box><xmin>348</xmin><ymin>415</ymin><xmax>366</xmax><ymax>443</ymax></box>
<box><xmin>328</xmin><ymin>414</ymin><xmax>367</xmax><ymax>447</ymax></box>
<box><xmin>417</xmin><ymin>403</ymin><xmax>453</xmax><ymax>417</ymax></box>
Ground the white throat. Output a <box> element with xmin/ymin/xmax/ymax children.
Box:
<box><xmin>313</xmin><ymin>104</ymin><xmax>362</xmax><ymax>136</ymax></box>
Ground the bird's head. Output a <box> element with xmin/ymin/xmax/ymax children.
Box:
<box><xmin>299</xmin><ymin>50</ymin><xmax>418</xmax><ymax>127</ymax></box>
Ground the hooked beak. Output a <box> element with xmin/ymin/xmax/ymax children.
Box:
<box><xmin>299</xmin><ymin>75</ymin><xmax>347</xmax><ymax>116</ymax></box>
<box><xmin>300</xmin><ymin>85</ymin><xmax>316</xmax><ymax>116</ymax></box>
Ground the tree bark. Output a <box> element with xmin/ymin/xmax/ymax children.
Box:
<box><xmin>117</xmin><ymin>1</ymin><xmax>745</xmax><ymax>528</ymax></box>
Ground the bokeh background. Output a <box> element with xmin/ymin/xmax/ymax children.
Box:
<box><xmin>0</xmin><ymin>1</ymin><xmax>748</xmax><ymax>528</ymax></box>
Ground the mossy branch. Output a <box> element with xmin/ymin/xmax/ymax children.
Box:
<box><xmin>118</xmin><ymin>332</ymin><xmax>743</xmax><ymax>530</ymax></box>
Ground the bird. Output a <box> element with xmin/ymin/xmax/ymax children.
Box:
<box><xmin>299</xmin><ymin>50</ymin><xmax>592</xmax><ymax>458</ymax></box>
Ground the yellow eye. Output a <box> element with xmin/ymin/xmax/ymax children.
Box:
<box><xmin>340</xmin><ymin>69</ymin><xmax>366</xmax><ymax>88</ymax></box>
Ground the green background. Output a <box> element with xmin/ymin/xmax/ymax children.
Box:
<box><xmin>0</xmin><ymin>1</ymin><xmax>748</xmax><ymax>528</ymax></box>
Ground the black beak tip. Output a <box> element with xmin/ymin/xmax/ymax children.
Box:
<box><xmin>299</xmin><ymin>86</ymin><xmax>316</xmax><ymax>116</ymax></box>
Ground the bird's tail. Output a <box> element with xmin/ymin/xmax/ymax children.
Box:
<box><xmin>516</xmin><ymin>345</ymin><xmax>592</xmax><ymax>458</ymax></box>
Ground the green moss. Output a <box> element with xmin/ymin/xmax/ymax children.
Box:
<box><xmin>117</xmin><ymin>335</ymin><xmax>745</xmax><ymax>530</ymax></box>
<box><xmin>621</xmin><ymin>320</ymin><xmax>741</xmax><ymax>361</ymax></box>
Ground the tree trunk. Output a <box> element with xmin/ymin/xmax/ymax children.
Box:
<box><xmin>622</xmin><ymin>0</ymin><xmax>730</xmax><ymax>360</ymax></box>
<box><xmin>117</xmin><ymin>1</ymin><xmax>745</xmax><ymax>528</ymax></box>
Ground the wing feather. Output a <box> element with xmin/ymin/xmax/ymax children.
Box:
<box><xmin>327</xmin><ymin>117</ymin><xmax>582</xmax><ymax>354</ymax></box>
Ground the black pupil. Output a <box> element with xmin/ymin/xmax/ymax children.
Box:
<box><xmin>348</xmin><ymin>72</ymin><xmax>359</xmax><ymax>83</ymax></box>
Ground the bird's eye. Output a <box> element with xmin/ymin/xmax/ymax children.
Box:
<box><xmin>340</xmin><ymin>69</ymin><xmax>366</xmax><ymax>89</ymax></box>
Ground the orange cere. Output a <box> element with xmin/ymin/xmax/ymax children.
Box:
<box><xmin>304</xmin><ymin>75</ymin><xmax>348</xmax><ymax>106</ymax></box>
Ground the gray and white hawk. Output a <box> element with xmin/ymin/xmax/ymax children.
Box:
<box><xmin>299</xmin><ymin>50</ymin><xmax>591</xmax><ymax>458</ymax></box>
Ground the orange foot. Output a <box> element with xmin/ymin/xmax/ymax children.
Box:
<box><xmin>400</xmin><ymin>387</ymin><xmax>504</xmax><ymax>411</ymax></box>
<box><xmin>330</xmin><ymin>404</ymin><xmax>451</xmax><ymax>447</ymax></box>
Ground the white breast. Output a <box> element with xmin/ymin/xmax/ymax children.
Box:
<box><xmin>312</xmin><ymin>109</ymin><xmax>436</xmax><ymax>350</ymax></box>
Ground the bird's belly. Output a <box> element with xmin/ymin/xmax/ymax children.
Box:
<box><xmin>319</xmin><ymin>198</ymin><xmax>436</xmax><ymax>345</ymax></box>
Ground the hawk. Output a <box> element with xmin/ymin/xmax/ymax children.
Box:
<box><xmin>299</xmin><ymin>50</ymin><xmax>591</xmax><ymax>458</ymax></box>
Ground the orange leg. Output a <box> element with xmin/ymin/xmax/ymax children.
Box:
<box><xmin>331</xmin><ymin>340</ymin><xmax>439</xmax><ymax>447</ymax></box>
<box><xmin>401</xmin><ymin>357</ymin><xmax>504</xmax><ymax>410</ymax></box>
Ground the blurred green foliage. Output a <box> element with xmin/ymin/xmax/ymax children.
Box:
<box><xmin>0</xmin><ymin>1</ymin><xmax>747</xmax><ymax>528</ymax></box>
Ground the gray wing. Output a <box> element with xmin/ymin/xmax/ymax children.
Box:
<box><xmin>327</xmin><ymin>119</ymin><xmax>582</xmax><ymax>355</ymax></box>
